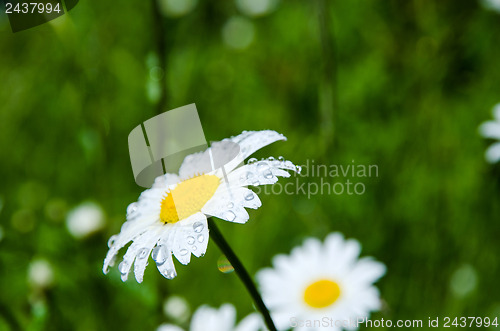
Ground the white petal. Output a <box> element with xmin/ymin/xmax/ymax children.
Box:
<box><xmin>156</xmin><ymin>251</ymin><xmax>177</xmax><ymax>280</ymax></box>
<box><xmin>202</xmin><ymin>190</ymin><xmax>250</xmax><ymax>224</ymax></box>
<box><xmin>133</xmin><ymin>228</ymin><xmax>165</xmax><ymax>283</ymax></box>
<box><xmin>227</xmin><ymin>159</ymin><xmax>297</xmax><ymax>188</ymax></box>
<box><xmin>172</xmin><ymin>213</ymin><xmax>209</xmax><ymax>263</ymax></box>
<box><xmin>348</xmin><ymin>257</ymin><xmax>386</xmax><ymax>286</ymax></box>
<box><xmin>479</xmin><ymin>121</ymin><xmax>500</xmax><ymax>139</ymax></box>
<box><xmin>190</xmin><ymin>304</ymin><xmax>236</xmax><ymax>331</ymax></box>
<box><xmin>485</xmin><ymin>142</ymin><xmax>500</xmax><ymax>163</ymax></box>
<box><xmin>152</xmin><ymin>173</ymin><xmax>181</xmax><ymax>189</ymax></box>
<box><xmin>156</xmin><ymin>324</ymin><xmax>185</xmax><ymax>331</ymax></box>
<box><xmin>234</xmin><ymin>313</ymin><xmax>264</xmax><ymax>331</ymax></box>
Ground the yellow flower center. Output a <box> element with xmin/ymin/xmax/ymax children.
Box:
<box><xmin>160</xmin><ymin>175</ymin><xmax>220</xmax><ymax>224</ymax></box>
<box><xmin>303</xmin><ymin>279</ymin><xmax>341</xmax><ymax>309</ymax></box>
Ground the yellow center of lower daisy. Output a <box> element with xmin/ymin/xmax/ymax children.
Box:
<box><xmin>304</xmin><ymin>279</ymin><xmax>341</xmax><ymax>309</ymax></box>
<box><xmin>160</xmin><ymin>175</ymin><xmax>220</xmax><ymax>224</ymax></box>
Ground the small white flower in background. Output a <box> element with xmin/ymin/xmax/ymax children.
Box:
<box><xmin>235</xmin><ymin>0</ymin><xmax>279</xmax><ymax>17</ymax></box>
<box><xmin>158</xmin><ymin>0</ymin><xmax>198</xmax><ymax>17</ymax></box>
<box><xmin>104</xmin><ymin>130</ymin><xmax>298</xmax><ymax>282</ymax></box>
<box><xmin>164</xmin><ymin>295</ymin><xmax>191</xmax><ymax>324</ymax></box>
<box><xmin>479</xmin><ymin>103</ymin><xmax>500</xmax><ymax>164</ymax></box>
<box><xmin>28</xmin><ymin>259</ymin><xmax>54</xmax><ymax>289</ymax></box>
<box><xmin>257</xmin><ymin>233</ymin><xmax>386</xmax><ymax>331</ymax></box>
<box><xmin>157</xmin><ymin>304</ymin><xmax>264</xmax><ymax>331</ymax></box>
<box><xmin>481</xmin><ymin>0</ymin><xmax>500</xmax><ymax>12</ymax></box>
<box><xmin>222</xmin><ymin>17</ymin><xmax>255</xmax><ymax>50</ymax></box>
<box><xmin>66</xmin><ymin>201</ymin><xmax>105</xmax><ymax>239</ymax></box>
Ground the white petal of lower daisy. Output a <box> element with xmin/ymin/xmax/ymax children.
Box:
<box><xmin>156</xmin><ymin>324</ymin><xmax>185</xmax><ymax>331</ymax></box>
<box><xmin>479</xmin><ymin>121</ymin><xmax>500</xmax><ymax>139</ymax></box>
<box><xmin>234</xmin><ymin>313</ymin><xmax>264</xmax><ymax>331</ymax></box>
<box><xmin>348</xmin><ymin>257</ymin><xmax>386</xmax><ymax>286</ymax></box>
<box><xmin>171</xmin><ymin>212</ymin><xmax>209</xmax><ymax>263</ymax></box>
<box><xmin>485</xmin><ymin>142</ymin><xmax>500</xmax><ymax>164</ymax></box>
<box><xmin>190</xmin><ymin>304</ymin><xmax>236</xmax><ymax>331</ymax></box>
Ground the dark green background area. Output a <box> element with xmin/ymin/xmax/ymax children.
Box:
<box><xmin>1</xmin><ymin>0</ymin><xmax>500</xmax><ymax>330</ymax></box>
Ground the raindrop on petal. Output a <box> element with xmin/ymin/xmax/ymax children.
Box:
<box><xmin>267</xmin><ymin>156</ymin><xmax>275</xmax><ymax>162</ymax></box>
<box><xmin>197</xmin><ymin>234</ymin><xmax>204</xmax><ymax>243</ymax></box>
<box><xmin>163</xmin><ymin>269</ymin><xmax>176</xmax><ymax>280</ymax></box>
<box><xmin>278</xmin><ymin>156</ymin><xmax>285</xmax><ymax>162</ymax></box>
<box><xmin>193</xmin><ymin>222</ymin><xmax>204</xmax><ymax>233</ymax></box>
<box><xmin>180</xmin><ymin>249</ymin><xmax>189</xmax><ymax>256</ymax></box>
<box><xmin>118</xmin><ymin>261</ymin><xmax>129</xmax><ymax>274</ymax></box>
<box><xmin>138</xmin><ymin>248</ymin><xmax>148</xmax><ymax>259</ymax></box>
<box><xmin>107</xmin><ymin>235</ymin><xmax>118</xmax><ymax>248</ymax></box>
<box><xmin>152</xmin><ymin>245</ymin><xmax>167</xmax><ymax>265</ymax></box>
<box><xmin>187</xmin><ymin>236</ymin><xmax>195</xmax><ymax>245</ymax></box>
<box><xmin>227</xmin><ymin>202</ymin><xmax>234</xmax><ymax>209</ymax></box>
<box><xmin>263</xmin><ymin>170</ymin><xmax>273</xmax><ymax>179</ymax></box>
<box><xmin>247</xmin><ymin>158</ymin><xmax>257</xmax><ymax>164</ymax></box>
<box><xmin>257</xmin><ymin>162</ymin><xmax>269</xmax><ymax>171</ymax></box>
<box><xmin>224</xmin><ymin>210</ymin><xmax>236</xmax><ymax>222</ymax></box>
<box><xmin>244</xmin><ymin>192</ymin><xmax>254</xmax><ymax>201</ymax></box>
<box><xmin>126</xmin><ymin>202</ymin><xmax>138</xmax><ymax>216</ymax></box>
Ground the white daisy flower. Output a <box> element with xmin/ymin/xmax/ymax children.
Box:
<box><xmin>157</xmin><ymin>304</ymin><xmax>264</xmax><ymax>331</ymax></box>
<box><xmin>104</xmin><ymin>130</ymin><xmax>298</xmax><ymax>282</ymax></box>
<box><xmin>28</xmin><ymin>259</ymin><xmax>54</xmax><ymax>289</ymax></box>
<box><xmin>479</xmin><ymin>103</ymin><xmax>500</xmax><ymax>164</ymax></box>
<box><xmin>256</xmin><ymin>233</ymin><xmax>386</xmax><ymax>331</ymax></box>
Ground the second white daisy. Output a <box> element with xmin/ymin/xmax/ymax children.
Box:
<box><xmin>257</xmin><ymin>233</ymin><xmax>386</xmax><ymax>331</ymax></box>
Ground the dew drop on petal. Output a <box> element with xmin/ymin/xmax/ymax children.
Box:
<box><xmin>138</xmin><ymin>248</ymin><xmax>148</xmax><ymax>259</ymax></box>
<box><xmin>152</xmin><ymin>245</ymin><xmax>167</xmax><ymax>265</ymax></box>
<box><xmin>197</xmin><ymin>234</ymin><xmax>204</xmax><ymax>243</ymax></box>
<box><xmin>217</xmin><ymin>256</ymin><xmax>234</xmax><ymax>274</ymax></box>
<box><xmin>107</xmin><ymin>235</ymin><xmax>118</xmax><ymax>248</ymax></box>
<box><xmin>244</xmin><ymin>192</ymin><xmax>254</xmax><ymax>201</ymax></box>
<box><xmin>247</xmin><ymin>158</ymin><xmax>257</xmax><ymax>164</ymax></box>
<box><xmin>246</xmin><ymin>171</ymin><xmax>254</xmax><ymax>179</ymax></box>
<box><xmin>187</xmin><ymin>236</ymin><xmax>195</xmax><ymax>245</ymax></box>
<box><xmin>227</xmin><ymin>202</ymin><xmax>234</xmax><ymax>209</ymax></box>
<box><xmin>192</xmin><ymin>246</ymin><xmax>197</xmax><ymax>251</ymax></box>
<box><xmin>267</xmin><ymin>156</ymin><xmax>275</xmax><ymax>162</ymax></box>
<box><xmin>193</xmin><ymin>222</ymin><xmax>204</xmax><ymax>233</ymax></box>
<box><xmin>118</xmin><ymin>261</ymin><xmax>129</xmax><ymax>274</ymax></box>
<box><xmin>263</xmin><ymin>170</ymin><xmax>273</xmax><ymax>179</ymax></box>
<box><xmin>278</xmin><ymin>156</ymin><xmax>285</xmax><ymax>162</ymax></box>
<box><xmin>251</xmin><ymin>179</ymin><xmax>260</xmax><ymax>186</ymax></box>
<box><xmin>180</xmin><ymin>249</ymin><xmax>189</xmax><ymax>256</ymax></box>
<box><xmin>126</xmin><ymin>202</ymin><xmax>138</xmax><ymax>216</ymax></box>
<box><xmin>224</xmin><ymin>210</ymin><xmax>236</xmax><ymax>222</ymax></box>
<box><xmin>163</xmin><ymin>269</ymin><xmax>176</xmax><ymax>279</ymax></box>
<box><xmin>256</xmin><ymin>162</ymin><xmax>269</xmax><ymax>171</ymax></box>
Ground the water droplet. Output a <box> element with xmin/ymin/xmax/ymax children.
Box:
<box><xmin>256</xmin><ymin>162</ymin><xmax>269</xmax><ymax>171</ymax></box>
<box><xmin>197</xmin><ymin>234</ymin><xmax>204</xmax><ymax>243</ymax></box>
<box><xmin>246</xmin><ymin>171</ymin><xmax>254</xmax><ymax>179</ymax></box>
<box><xmin>107</xmin><ymin>235</ymin><xmax>118</xmax><ymax>248</ymax></box>
<box><xmin>247</xmin><ymin>158</ymin><xmax>257</xmax><ymax>164</ymax></box>
<box><xmin>251</xmin><ymin>179</ymin><xmax>260</xmax><ymax>186</ymax></box>
<box><xmin>295</xmin><ymin>165</ymin><xmax>302</xmax><ymax>173</ymax></box>
<box><xmin>267</xmin><ymin>156</ymin><xmax>275</xmax><ymax>162</ymax></box>
<box><xmin>138</xmin><ymin>248</ymin><xmax>148</xmax><ymax>259</ymax></box>
<box><xmin>192</xmin><ymin>246</ymin><xmax>197</xmax><ymax>251</ymax></box>
<box><xmin>193</xmin><ymin>222</ymin><xmax>204</xmax><ymax>233</ymax></box>
<box><xmin>187</xmin><ymin>236</ymin><xmax>195</xmax><ymax>245</ymax></box>
<box><xmin>152</xmin><ymin>245</ymin><xmax>167</xmax><ymax>265</ymax></box>
<box><xmin>217</xmin><ymin>256</ymin><xmax>234</xmax><ymax>274</ymax></box>
<box><xmin>227</xmin><ymin>202</ymin><xmax>234</xmax><ymax>209</ymax></box>
<box><xmin>278</xmin><ymin>156</ymin><xmax>285</xmax><ymax>162</ymax></box>
<box><xmin>245</xmin><ymin>192</ymin><xmax>254</xmax><ymax>201</ymax></box>
<box><xmin>180</xmin><ymin>249</ymin><xmax>189</xmax><ymax>256</ymax></box>
<box><xmin>224</xmin><ymin>210</ymin><xmax>236</xmax><ymax>222</ymax></box>
<box><xmin>126</xmin><ymin>202</ymin><xmax>138</xmax><ymax>216</ymax></box>
<box><xmin>263</xmin><ymin>170</ymin><xmax>273</xmax><ymax>179</ymax></box>
<box><xmin>163</xmin><ymin>269</ymin><xmax>176</xmax><ymax>279</ymax></box>
<box><xmin>118</xmin><ymin>261</ymin><xmax>129</xmax><ymax>274</ymax></box>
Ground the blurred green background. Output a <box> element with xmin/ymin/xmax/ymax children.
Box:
<box><xmin>1</xmin><ymin>0</ymin><xmax>500</xmax><ymax>330</ymax></box>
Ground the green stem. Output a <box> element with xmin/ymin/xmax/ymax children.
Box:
<box><xmin>208</xmin><ymin>218</ymin><xmax>277</xmax><ymax>331</ymax></box>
